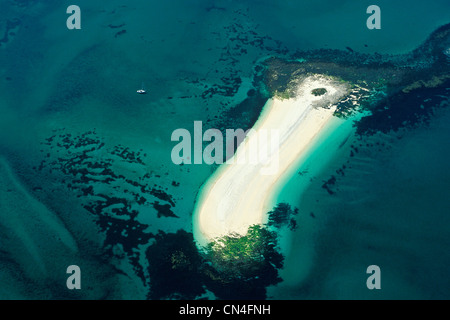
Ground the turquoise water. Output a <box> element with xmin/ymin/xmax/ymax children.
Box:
<box><xmin>0</xmin><ymin>0</ymin><xmax>449</xmax><ymax>299</ymax></box>
<box><xmin>275</xmin><ymin>109</ymin><xmax>450</xmax><ymax>299</ymax></box>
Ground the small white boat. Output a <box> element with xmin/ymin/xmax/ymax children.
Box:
<box><xmin>137</xmin><ymin>83</ymin><xmax>147</xmax><ymax>94</ymax></box>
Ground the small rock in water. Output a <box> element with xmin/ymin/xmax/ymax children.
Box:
<box><xmin>311</xmin><ymin>88</ymin><xmax>327</xmax><ymax>96</ymax></box>
<box><xmin>444</xmin><ymin>47</ymin><xmax>450</xmax><ymax>58</ymax></box>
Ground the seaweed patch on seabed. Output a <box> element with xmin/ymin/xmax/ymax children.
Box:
<box><xmin>259</xmin><ymin>23</ymin><xmax>450</xmax><ymax>196</ymax></box>
<box><xmin>0</xmin><ymin>18</ymin><xmax>21</xmax><ymax>48</ymax></box>
<box><xmin>9</xmin><ymin>0</ymin><xmax>37</xmax><ymax>8</ymax></box>
<box><xmin>183</xmin><ymin>9</ymin><xmax>289</xmax><ymax>109</ymax></box>
<box><xmin>36</xmin><ymin>129</ymin><xmax>179</xmax><ymax>283</ymax></box>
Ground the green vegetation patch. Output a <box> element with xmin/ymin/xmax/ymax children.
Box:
<box><xmin>311</xmin><ymin>87</ymin><xmax>327</xmax><ymax>96</ymax></box>
<box><xmin>146</xmin><ymin>225</ymin><xmax>285</xmax><ymax>299</ymax></box>
<box><xmin>202</xmin><ymin>224</ymin><xmax>283</xmax><ymax>299</ymax></box>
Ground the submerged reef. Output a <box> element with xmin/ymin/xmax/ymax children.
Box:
<box><xmin>146</xmin><ymin>225</ymin><xmax>283</xmax><ymax>300</ymax></box>
<box><xmin>260</xmin><ymin>23</ymin><xmax>450</xmax><ymax>133</ymax></box>
<box><xmin>35</xmin><ymin>129</ymin><xmax>179</xmax><ymax>283</ymax></box>
<box><xmin>25</xmin><ymin>23</ymin><xmax>450</xmax><ymax>300</ymax></box>
<box><xmin>267</xmin><ymin>203</ymin><xmax>299</xmax><ymax>230</ymax></box>
<box><xmin>185</xmin><ymin>23</ymin><xmax>450</xmax><ymax>300</ymax></box>
<box><xmin>206</xmin><ymin>24</ymin><xmax>450</xmax><ymax>174</ymax></box>
<box><xmin>255</xmin><ymin>24</ymin><xmax>450</xmax><ymax>204</ymax></box>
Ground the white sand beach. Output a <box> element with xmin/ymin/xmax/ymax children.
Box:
<box><xmin>194</xmin><ymin>75</ymin><xmax>349</xmax><ymax>244</ymax></box>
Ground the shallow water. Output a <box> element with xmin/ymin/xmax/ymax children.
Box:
<box><xmin>0</xmin><ymin>0</ymin><xmax>449</xmax><ymax>299</ymax></box>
